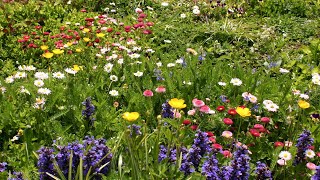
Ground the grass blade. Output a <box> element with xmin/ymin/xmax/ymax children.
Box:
<box><xmin>68</xmin><ymin>150</ymin><xmax>73</xmax><ymax>180</ymax></box>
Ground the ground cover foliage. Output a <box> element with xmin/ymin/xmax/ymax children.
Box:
<box><xmin>1</xmin><ymin>0</ymin><xmax>320</xmax><ymax>179</ymax></box>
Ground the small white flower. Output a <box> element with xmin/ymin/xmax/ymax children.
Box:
<box><xmin>26</xmin><ymin>65</ymin><xmax>36</xmax><ymax>71</ymax></box>
<box><xmin>176</xmin><ymin>59</ymin><xmax>184</xmax><ymax>64</ymax></box>
<box><xmin>192</xmin><ymin>6</ymin><xmax>199</xmax><ymax>10</ymax></box>
<box><xmin>110</xmin><ymin>9</ymin><xmax>116</xmax><ymax>13</ymax></box>
<box><xmin>161</xmin><ymin>2</ymin><xmax>169</xmax><ymax>6</ymax></box>
<box><xmin>52</xmin><ymin>72</ymin><xmax>65</xmax><ymax>79</ymax></box>
<box><xmin>101</xmin><ymin>47</ymin><xmax>110</xmax><ymax>54</ymax></box>
<box><xmin>280</xmin><ymin>68</ymin><xmax>290</xmax><ymax>73</ymax></box>
<box><xmin>20</xmin><ymin>86</ymin><xmax>30</xmax><ymax>95</ymax></box>
<box><xmin>134</xmin><ymin>71</ymin><xmax>143</xmax><ymax>77</ymax></box>
<box><xmin>183</xmin><ymin>81</ymin><xmax>192</xmax><ymax>85</ymax></box>
<box><xmin>34</xmin><ymin>72</ymin><xmax>49</xmax><ymax>80</ymax></box>
<box><xmin>96</xmin><ymin>54</ymin><xmax>103</xmax><ymax>58</ymax></box>
<box><xmin>265</xmin><ymin>103</ymin><xmax>279</xmax><ymax>112</ymax></box>
<box><xmin>14</xmin><ymin>72</ymin><xmax>27</xmax><ymax>79</ymax></box>
<box><xmin>132</xmin><ymin>46</ymin><xmax>141</xmax><ymax>51</ymax></box>
<box><xmin>34</xmin><ymin>80</ymin><xmax>44</xmax><ymax>87</ymax></box>
<box><xmin>277</xmin><ymin>159</ymin><xmax>287</xmax><ymax>166</ymax></box>
<box><xmin>305</xmin><ymin>149</ymin><xmax>315</xmax><ymax>158</ymax></box>
<box><xmin>110</xmin><ymin>75</ymin><xmax>118</xmax><ymax>82</ymax></box>
<box><xmin>75</xmin><ymin>23</ymin><xmax>80</xmax><ymax>26</ymax></box>
<box><xmin>146</xmin><ymin>48</ymin><xmax>155</xmax><ymax>53</ymax></box>
<box><xmin>104</xmin><ymin>63</ymin><xmax>113</xmax><ymax>73</ymax></box>
<box><xmin>218</xmin><ymin>82</ymin><xmax>226</xmax><ymax>86</ymax></box>
<box><xmin>263</xmin><ymin>100</ymin><xmax>274</xmax><ymax>106</ymax></box>
<box><xmin>292</xmin><ymin>89</ymin><xmax>301</xmax><ymax>95</ymax></box>
<box><xmin>193</xmin><ymin>9</ymin><xmax>200</xmax><ymax>15</ymax></box>
<box><xmin>0</xmin><ymin>87</ymin><xmax>6</xmax><ymax>93</ymax></box>
<box><xmin>65</xmin><ymin>22</ymin><xmax>71</xmax><ymax>25</ymax></box>
<box><xmin>248</xmin><ymin>95</ymin><xmax>258</xmax><ymax>104</ymax></box>
<box><xmin>11</xmin><ymin>135</ymin><xmax>19</xmax><ymax>142</ymax></box>
<box><xmin>167</xmin><ymin>63</ymin><xmax>176</xmax><ymax>67</ymax></box>
<box><xmin>180</xmin><ymin>13</ymin><xmax>186</xmax><ymax>18</ymax></box>
<box><xmin>129</xmin><ymin>53</ymin><xmax>140</xmax><ymax>59</ymax></box>
<box><xmin>127</xmin><ymin>40</ymin><xmax>136</xmax><ymax>45</ymax></box>
<box><xmin>284</xmin><ymin>141</ymin><xmax>293</xmax><ymax>147</ymax></box>
<box><xmin>147</xmin><ymin>6</ymin><xmax>153</xmax><ymax>10</ymax></box>
<box><xmin>135</xmin><ymin>8</ymin><xmax>143</xmax><ymax>13</ymax></box>
<box><xmin>109</xmin><ymin>2</ymin><xmax>115</xmax><ymax>6</ymax></box>
<box><xmin>65</xmin><ymin>68</ymin><xmax>77</xmax><ymax>75</ymax></box>
<box><xmin>163</xmin><ymin>40</ymin><xmax>171</xmax><ymax>43</ymax></box>
<box><xmin>35</xmin><ymin>97</ymin><xmax>46</xmax><ymax>105</ymax></box>
<box><xmin>5</xmin><ymin>76</ymin><xmax>14</xmax><ymax>83</ymax></box>
<box><xmin>38</xmin><ymin>88</ymin><xmax>51</xmax><ymax>95</ymax></box>
<box><xmin>109</xmin><ymin>90</ymin><xmax>119</xmax><ymax>97</ymax></box>
<box><xmin>230</xmin><ymin>78</ymin><xmax>242</xmax><ymax>86</ymax></box>
<box><xmin>279</xmin><ymin>151</ymin><xmax>292</xmax><ymax>161</ymax></box>
<box><xmin>156</xmin><ymin>62</ymin><xmax>162</xmax><ymax>67</ymax></box>
<box><xmin>299</xmin><ymin>94</ymin><xmax>309</xmax><ymax>100</ymax></box>
<box><xmin>117</xmin><ymin>59</ymin><xmax>124</xmax><ymax>65</ymax></box>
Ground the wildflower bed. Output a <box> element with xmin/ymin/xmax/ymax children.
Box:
<box><xmin>1</xmin><ymin>0</ymin><xmax>320</xmax><ymax>179</ymax></box>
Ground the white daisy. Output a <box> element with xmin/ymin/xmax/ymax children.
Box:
<box><xmin>263</xmin><ymin>100</ymin><xmax>274</xmax><ymax>106</ymax></box>
<box><xmin>117</xmin><ymin>59</ymin><xmax>124</xmax><ymax>65</ymax></box>
<box><xmin>110</xmin><ymin>75</ymin><xmax>118</xmax><ymax>82</ymax></box>
<box><xmin>34</xmin><ymin>72</ymin><xmax>49</xmax><ymax>80</ymax></box>
<box><xmin>299</xmin><ymin>94</ymin><xmax>309</xmax><ymax>100</ymax></box>
<box><xmin>129</xmin><ymin>53</ymin><xmax>140</xmax><ymax>59</ymax></box>
<box><xmin>34</xmin><ymin>79</ymin><xmax>44</xmax><ymax>87</ymax></box>
<box><xmin>279</xmin><ymin>68</ymin><xmax>289</xmax><ymax>73</ymax></box>
<box><xmin>38</xmin><ymin>88</ymin><xmax>51</xmax><ymax>95</ymax></box>
<box><xmin>265</xmin><ymin>103</ymin><xmax>279</xmax><ymax>112</ymax></box>
<box><xmin>161</xmin><ymin>2</ymin><xmax>169</xmax><ymax>6</ymax></box>
<box><xmin>5</xmin><ymin>76</ymin><xmax>14</xmax><ymax>83</ymax></box>
<box><xmin>167</xmin><ymin>63</ymin><xmax>175</xmax><ymax>67</ymax></box>
<box><xmin>65</xmin><ymin>68</ymin><xmax>77</xmax><ymax>75</ymax></box>
<box><xmin>218</xmin><ymin>82</ymin><xmax>226</xmax><ymax>86</ymax></box>
<box><xmin>104</xmin><ymin>63</ymin><xmax>113</xmax><ymax>73</ymax></box>
<box><xmin>279</xmin><ymin>151</ymin><xmax>292</xmax><ymax>161</ymax></box>
<box><xmin>14</xmin><ymin>72</ymin><xmax>27</xmax><ymax>79</ymax></box>
<box><xmin>180</xmin><ymin>13</ymin><xmax>186</xmax><ymax>18</ymax></box>
<box><xmin>52</xmin><ymin>72</ymin><xmax>65</xmax><ymax>79</ymax></box>
<box><xmin>109</xmin><ymin>90</ymin><xmax>119</xmax><ymax>97</ymax></box>
<box><xmin>156</xmin><ymin>62</ymin><xmax>162</xmax><ymax>67</ymax></box>
<box><xmin>230</xmin><ymin>78</ymin><xmax>242</xmax><ymax>86</ymax></box>
<box><xmin>193</xmin><ymin>8</ymin><xmax>200</xmax><ymax>15</ymax></box>
<box><xmin>305</xmin><ymin>149</ymin><xmax>315</xmax><ymax>158</ymax></box>
<box><xmin>133</xmin><ymin>71</ymin><xmax>143</xmax><ymax>77</ymax></box>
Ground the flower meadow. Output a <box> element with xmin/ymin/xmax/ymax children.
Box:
<box><xmin>1</xmin><ymin>0</ymin><xmax>320</xmax><ymax>179</ymax></box>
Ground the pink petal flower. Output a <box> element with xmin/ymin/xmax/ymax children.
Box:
<box><xmin>192</xmin><ymin>98</ymin><xmax>205</xmax><ymax>107</ymax></box>
<box><xmin>187</xmin><ymin>109</ymin><xmax>196</xmax><ymax>116</ymax></box>
<box><xmin>155</xmin><ymin>86</ymin><xmax>166</xmax><ymax>93</ymax></box>
<box><xmin>143</xmin><ymin>90</ymin><xmax>153</xmax><ymax>97</ymax></box>
<box><xmin>199</xmin><ymin>105</ymin><xmax>211</xmax><ymax>113</ymax></box>
<box><xmin>307</xmin><ymin>162</ymin><xmax>317</xmax><ymax>170</ymax></box>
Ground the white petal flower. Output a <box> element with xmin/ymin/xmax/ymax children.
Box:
<box><xmin>133</xmin><ymin>71</ymin><xmax>143</xmax><ymax>77</ymax></box>
<box><xmin>52</xmin><ymin>72</ymin><xmax>65</xmax><ymax>79</ymax></box>
<box><xmin>34</xmin><ymin>80</ymin><xmax>44</xmax><ymax>87</ymax></box>
<box><xmin>305</xmin><ymin>149</ymin><xmax>315</xmax><ymax>158</ymax></box>
<box><xmin>110</xmin><ymin>75</ymin><xmax>118</xmax><ymax>82</ymax></box>
<box><xmin>230</xmin><ymin>78</ymin><xmax>242</xmax><ymax>86</ymax></box>
<box><xmin>104</xmin><ymin>63</ymin><xmax>113</xmax><ymax>73</ymax></box>
<box><xmin>109</xmin><ymin>90</ymin><xmax>119</xmax><ymax>97</ymax></box>
<box><xmin>279</xmin><ymin>151</ymin><xmax>292</xmax><ymax>161</ymax></box>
